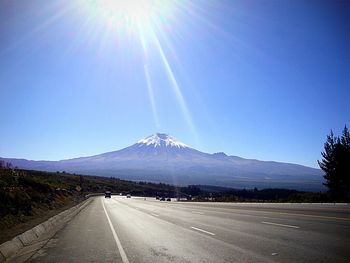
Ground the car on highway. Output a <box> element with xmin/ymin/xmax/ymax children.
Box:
<box><xmin>104</xmin><ymin>191</ymin><xmax>112</xmax><ymax>198</ymax></box>
<box><xmin>160</xmin><ymin>197</ymin><xmax>165</xmax><ymax>201</ymax></box>
<box><xmin>126</xmin><ymin>194</ymin><xmax>131</xmax><ymax>198</ymax></box>
<box><xmin>166</xmin><ymin>198</ymin><xmax>171</xmax><ymax>201</ymax></box>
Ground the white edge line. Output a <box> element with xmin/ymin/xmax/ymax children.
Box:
<box><xmin>261</xmin><ymin>221</ymin><xmax>300</xmax><ymax>229</ymax></box>
<box><xmin>191</xmin><ymin>226</ymin><xmax>215</xmax><ymax>236</ymax></box>
<box><xmin>102</xmin><ymin>198</ymin><xmax>130</xmax><ymax>263</ymax></box>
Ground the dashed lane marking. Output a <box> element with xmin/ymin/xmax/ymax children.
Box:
<box><xmin>192</xmin><ymin>211</ymin><xmax>204</xmax><ymax>215</ymax></box>
<box><xmin>262</xmin><ymin>221</ymin><xmax>300</xmax><ymax>229</ymax></box>
<box><xmin>191</xmin><ymin>226</ymin><xmax>215</xmax><ymax>236</ymax></box>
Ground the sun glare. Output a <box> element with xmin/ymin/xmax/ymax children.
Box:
<box><xmin>84</xmin><ymin>0</ymin><xmax>174</xmax><ymax>38</ymax></box>
<box><xmin>80</xmin><ymin>0</ymin><xmax>198</xmax><ymax>140</ymax></box>
<box><xmin>100</xmin><ymin>0</ymin><xmax>153</xmax><ymax>24</ymax></box>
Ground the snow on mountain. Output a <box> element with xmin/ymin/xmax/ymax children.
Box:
<box><xmin>137</xmin><ymin>133</ymin><xmax>188</xmax><ymax>148</ymax></box>
<box><xmin>0</xmin><ymin>133</ymin><xmax>324</xmax><ymax>191</ymax></box>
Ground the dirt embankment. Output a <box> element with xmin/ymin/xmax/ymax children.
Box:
<box><xmin>0</xmin><ymin>168</ymin><xmax>85</xmax><ymax>243</ymax></box>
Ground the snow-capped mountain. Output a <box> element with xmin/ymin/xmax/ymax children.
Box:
<box><xmin>0</xmin><ymin>133</ymin><xmax>324</xmax><ymax>191</ymax></box>
<box><xmin>137</xmin><ymin>133</ymin><xmax>188</xmax><ymax>148</ymax></box>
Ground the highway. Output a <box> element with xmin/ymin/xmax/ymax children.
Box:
<box><xmin>27</xmin><ymin>196</ymin><xmax>350</xmax><ymax>263</ymax></box>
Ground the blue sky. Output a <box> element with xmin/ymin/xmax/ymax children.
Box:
<box><xmin>0</xmin><ymin>0</ymin><xmax>349</xmax><ymax>168</ymax></box>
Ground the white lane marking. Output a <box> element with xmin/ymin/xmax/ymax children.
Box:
<box><xmin>191</xmin><ymin>211</ymin><xmax>204</xmax><ymax>215</ymax></box>
<box><xmin>102</xmin><ymin>199</ymin><xmax>130</xmax><ymax>263</ymax></box>
<box><xmin>261</xmin><ymin>221</ymin><xmax>300</xmax><ymax>229</ymax></box>
<box><xmin>191</xmin><ymin>226</ymin><xmax>215</xmax><ymax>236</ymax></box>
<box><xmin>151</xmin><ymin>213</ymin><xmax>159</xmax><ymax>217</ymax></box>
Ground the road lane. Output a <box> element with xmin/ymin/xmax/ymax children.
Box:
<box><xmin>111</xmin><ymin>197</ymin><xmax>350</xmax><ymax>262</ymax></box>
<box><xmin>102</xmin><ymin>199</ymin><xmax>130</xmax><ymax>263</ymax></box>
<box><xmin>104</xmin><ymin>197</ymin><xmax>269</xmax><ymax>263</ymax></box>
<box><xmin>28</xmin><ymin>196</ymin><xmax>350</xmax><ymax>263</ymax></box>
<box><xmin>29</xmin><ymin>197</ymin><xmax>123</xmax><ymax>263</ymax></box>
<box><xmin>120</xmin><ymin>197</ymin><xmax>350</xmax><ymax>236</ymax></box>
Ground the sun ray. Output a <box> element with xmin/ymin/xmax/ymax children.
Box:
<box><xmin>80</xmin><ymin>0</ymin><xmax>199</xmax><ymax>140</ymax></box>
<box><xmin>138</xmin><ymin>23</ymin><xmax>160</xmax><ymax>129</ymax></box>
<box><xmin>144</xmin><ymin>64</ymin><xmax>160</xmax><ymax>128</ymax></box>
<box><xmin>152</xmin><ymin>34</ymin><xmax>198</xmax><ymax>138</ymax></box>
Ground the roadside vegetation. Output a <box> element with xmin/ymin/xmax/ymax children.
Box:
<box><xmin>318</xmin><ymin>125</ymin><xmax>350</xmax><ymax>202</ymax></box>
<box><xmin>0</xmin><ymin>166</ymin><xmax>83</xmax><ymax>243</ymax></box>
<box><xmin>190</xmin><ymin>186</ymin><xmax>329</xmax><ymax>203</ymax></box>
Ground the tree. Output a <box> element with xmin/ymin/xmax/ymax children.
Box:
<box><xmin>341</xmin><ymin>126</ymin><xmax>350</xmax><ymax>151</ymax></box>
<box><xmin>318</xmin><ymin>126</ymin><xmax>350</xmax><ymax>200</ymax></box>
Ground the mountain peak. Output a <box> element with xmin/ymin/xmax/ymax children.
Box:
<box><xmin>213</xmin><ymin>152</ymin><xmax>228</xmax><ymax>157</ymax></box>
<box><xmin>137</xmin><ymin>133</ymin><xmax>188</xmax><ymax>148</ymax></box>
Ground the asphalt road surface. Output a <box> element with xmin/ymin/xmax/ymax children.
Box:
<box><xmin>28</xmin><ymin>196</ymin><xmax>350</xmax><ymax>262</ymax></box>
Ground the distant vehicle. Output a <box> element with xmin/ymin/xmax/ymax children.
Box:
<box><xmin>166</xmin><ymin>198</ymin><xmax>171</xmax><ymax>201</ymax></box>
<box><xmin>160</xmin><ymin>197</ymin><xmax>165</xmax><ymax>201</ymax></box>
<box><xmin>126</xmin><ymin>194</ymin><xmax>131</xmax><ymax>198</ymax></box>
<box><xmin>156</xmin><ymin>196</ymin><xmax>160</xmax><ymax>200</ymax></box>
<box><xmin>105</xmin><ymin>191</ymin><xmax>111</xmax><ymax>198</ymax></box>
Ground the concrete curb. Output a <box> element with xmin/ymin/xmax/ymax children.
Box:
<box><xmin>0</xmin><ymin>197</ymin><xmax>93</xmax><ymax>262</ymax></box>
<box><xmin>0</xmin><ymin>237</ymin><xmax>23</xmax><ymax>261</ymax></box>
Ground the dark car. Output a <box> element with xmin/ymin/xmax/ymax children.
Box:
<box><xmin>166</xmin><ymin>198</ymin><xmax>171</xmax><ymax>201</ymax></box>
<box><xmin>105</xmin><ymin>191</ymin><xmax>112</xmax><ymax>198</ymax></box>
<box><xmin>160</xmin><ymin>197</ymin><xmax>165</xmax><ymax>201</ymax></box>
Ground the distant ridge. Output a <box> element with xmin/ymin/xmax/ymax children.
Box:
<box><xmin>0</xmin><ymin>133</ymin><xmax>324</xmax><ymax>191</ymax></box>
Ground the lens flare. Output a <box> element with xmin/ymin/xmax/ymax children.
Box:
<box><xmin>81</xmin><ymin>0</ymin><xmax>198</xmax><ymax>139</ymax></box>
<box><xmin>152</xmin><ymin>35</ymin><xmax>198</xmax><ymax>138</ymax></box>
<box><xmin>144</xmin><ymin>64</ymin><xmax>160</xmax><ymax>128</ymax></box>
<box><xmin>84</xmin><ymin>0</ymin><xmax>174</xmax><ymax>41</ymax></box>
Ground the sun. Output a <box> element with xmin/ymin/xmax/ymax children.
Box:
<box><xmin>97</xmin><ymin>0</ymin><xmax>155</xmax><ymax>25</ymax></box>
<box><xmin>79</xmin><ymin>0</ymin><xmax>197</xmax><ymax>138</ymax></box>
<box><xmin>83</xmin><ymin>0</ymin><xmax>174</xmax><ymax>39</ymax></box>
